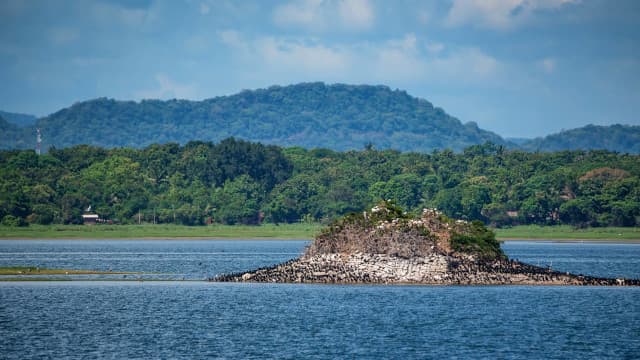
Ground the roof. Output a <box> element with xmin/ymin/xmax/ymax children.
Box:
<box><xmin>82</xmin><ymin>214</ymin><xmax>99</xmax><ymax>219</ymax></box>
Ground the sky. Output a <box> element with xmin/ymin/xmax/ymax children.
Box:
<box><xmin>1</xmin><ymin>0</ymin><xmax>639</xmax><ymax>138</ymax></box>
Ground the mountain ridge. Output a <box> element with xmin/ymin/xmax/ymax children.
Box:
<box><xmin>1</xmin><ymin>83</ymin><xmax>638</xmax><ymax>153</ymax></box>
<box><xmin>1</xmin><ymin>83</ymin><xmax>510</xmax><ymax>152</ymax></box>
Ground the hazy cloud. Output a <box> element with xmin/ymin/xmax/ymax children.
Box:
<box><xmin>91</xmin><ymin>1</ymin><xmax>155</xmax><ymax>27</ymax></box>
<box><xmin>425</xmin><ymin>41</ymin><xmax>444</xmax><ymax>54</ymax></box>
<box><xmin>218</xmin><ymin>30</ymin><xmax>249</xmax><ymax>54</ymax></box>
<box><xmin>218</xmin><ymin>31</ymin><xmax>503</xmax><ymax>86</ymax></box>
<box><xmin>259</xmin><ymin>37</ymin><xmax>351</xmax><ymax>73</ymax></box>
<box><xmin>134</xmin><ymin>74</ymin><xmax>197</xmax><ymax>100</ymax></box>
<box><xmin>273</xmin><ymin>0</ymin><xmax>374</xmax><ymax>32</ymax></box>
<box><xmin>445</xmin><ymin>0</ymin><xmax>578</xmax><ymax>30</ymax></box>
<box><xmin>338</xmin><ymin>0</ymin><xmax>374</xmax><ymax>29</ymax></box>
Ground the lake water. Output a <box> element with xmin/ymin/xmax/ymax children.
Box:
<box><xmin>1</xmin><ymin>240</ymin><xmax>639</xmax><ymax>359</ymax></box>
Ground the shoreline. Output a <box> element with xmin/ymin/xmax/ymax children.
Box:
<box><xmin>213</xmin><ymin>253</ymin><xmax>640</xmax><ymax>286</ymax></box>
<box><xmin>1</xmin><ymin>224</ymin><xmax>638</xmax><ymax>241</ymax></box>
<box><xmin>1</xmin><ymin>237</ymin><xmax>639</xmax><ymax>244</ymax></box>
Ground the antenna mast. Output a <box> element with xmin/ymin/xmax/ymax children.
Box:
<box><xmin>36</xmin><ymin>128</ymin><xmax>42</xmax><ymax>155</ymax></box>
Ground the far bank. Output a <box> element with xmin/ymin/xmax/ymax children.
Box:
<box><xmin>0</xmin><ymin>223</ymin><xmax>638</xmax><ymax>241</ymax></box>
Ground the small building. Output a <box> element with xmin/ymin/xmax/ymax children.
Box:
<box><xmin>506</xmin><ymin>211</ymin><xmax>519</xmax><ymax>218</ymax></box>
<box><xmin>82</xmin><ymin>214</ymin><xmax>99</xmax><ymax>225</ymax></box>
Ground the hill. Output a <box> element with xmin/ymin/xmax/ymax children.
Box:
<box><xmin>0</xmin><ymin>111</ymin><xmax>37</xmax><ymax>127</ymax></box>
<box><xmin>1</xmin><ymin>83</ymin><xmax>510</xmax><ymax>152</ymax></box>
<box><xmin>520</xmin><ymin>124</ymin><xmax>640</xmax><ymax>154</ymax></box>
<box><xmin>0</xmin><ymin>117</ymin><xmax>31</xmax><ymax>149</ymax></box>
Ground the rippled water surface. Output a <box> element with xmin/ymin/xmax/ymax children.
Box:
<box><xmin>1</xmin><ymin>240</ymin><xmax>639</xmax><ymax>359</ymax></box>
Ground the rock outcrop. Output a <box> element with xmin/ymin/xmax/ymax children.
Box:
<box><xmin>212</xmin><ymin>201</ymin><xmax>639</xmax><ymax>286</ymax></box>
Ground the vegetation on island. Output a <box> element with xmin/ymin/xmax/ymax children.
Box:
<box><xmin>0</xmin><ymin>139</ymin><xmax>639</xmax><ymax>231</ymax></box>
<box><xmin>310</xmin><ymin>200</ymin><xmax>505</xmax><ymax>259</ymax></box>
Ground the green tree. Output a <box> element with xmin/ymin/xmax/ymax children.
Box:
<box><xmin>212</xmin><ymin>175</ymin><xmax>264</xmax><ymax>225</ymax></box>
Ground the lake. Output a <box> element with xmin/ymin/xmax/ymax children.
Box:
<box><xmin>1</xmin><ymin>240</ymin><xmax>639</xmax><ymax>359</ymax></box>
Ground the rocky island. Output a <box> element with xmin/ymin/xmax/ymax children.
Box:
<box><xmin>214</xmin><ymin>201</ymin><xmax>639</xmax><ymax>286</ymax></box>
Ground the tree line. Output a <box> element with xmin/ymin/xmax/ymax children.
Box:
<box><xmin>1</xmin><ymin>139</ymin><xmax>639</xmax><ymax>227</ymax></box>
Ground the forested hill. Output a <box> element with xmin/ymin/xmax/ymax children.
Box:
<box><xmin>520</xmin><ymin>124</ymin><xmax>640</xmax><ymax>154</ymax></box>
<box><xmin>0</xmin><ymin>111</ymin><xmax>37</xmax><ymax>127</ymax></box>
<box><xmin>1</xmin><ymin>83</ymin><xmax>509</xmax><ymax>152</ymax></box>
<box><xmin>0</xmin><ymin>116</ymin><xmax>30</xmax><ymax>149</ymax></box>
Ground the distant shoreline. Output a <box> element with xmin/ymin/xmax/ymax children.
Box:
<box><xmin>1</xmin><ymin>238</ymin><xmax>639</xmax><ymax>245</ymax></box>
<box><xmin>0</xmin><ymin>224</ymin><xmax>638</xmax><ymax>242</ymax></box>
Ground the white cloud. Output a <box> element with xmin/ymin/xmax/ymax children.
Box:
<box><xmin>273</xmin><ymin>0</ymin><xmax>325</xmax><ymax>30</ymax></box>
<box><xmin>338</xmin><ymin>0</ymin><xmax>374</xmax><ymax>29</ymax></box>
<box><xmin>90</xmin><ymin>1</ymin><xmax>156</xmax><ymax>28</ymax></box>
<box><xmin>429</xmin><ymin>48</ymin><xmax>499</xmax><ymax>80</ymax></box>
<box><xmin>134</xmin><ymin>74</ymin><xmax>197</xmax><ymax>100</ymax></box>
<box><xmin>445</xmin><ymin>0</ymin><xmax>578</xmax><ymax>30</ymax></box>
<box><xmin>258</xmin><ymin>37</ymin><xmax>351</xmax><ymax>74</ymax></box>
<box><xmin>218</xmin><ymin>31</ymin><xmax>503</xmax><ymax>87</ymax></box>
<box><xmin>217</xmin><ymin>30</ymin><xmax>249</xmax><ymax>54</ymax></box>
<box><xmin>273</xmin><ymin>0</ymin><xmax>374</xmax><ymax>32</ymax></box>
<box><xmin>218</xmin><ymin>30</ymin><xmax>350</xmax><ymax>74</ymax></box>
<box><xmin>372</xmin><ymin>35</ymin><xmax>426</xmax><ymax>81</ymax></box>
<box><xmin>425</xmin><ymin>41</ymin><xmax>444</xmax><ymax>54</ymax></box>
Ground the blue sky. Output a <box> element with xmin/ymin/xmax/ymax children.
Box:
<box><xmin>1</xmin><ymin>0</ymin><xmax>639</xmax><ymax>138</ymax></box>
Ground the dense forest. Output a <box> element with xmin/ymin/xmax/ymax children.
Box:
<box><xmin>0</xmin><ymin>83</ymin><xmax>508</xmax><ymax>152</ymax></box>
<box><xmin>1</xmin><ymin>139</ymin><xmax>638</xmax><ymax>228</ymax></box>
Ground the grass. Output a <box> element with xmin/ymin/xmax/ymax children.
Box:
<box><xmin>495</xmin><ymin>225</ymin><xmax>640</xmax><ymax>241</ymax></box>
<box><xmin>0</xmin><ymin>223</ymin><xmax>638</xmax><ymax>241</ymax></box>
<box><xmin>0</xmin><ymin>223</ymin><xmax>322</xmax><ymax>240</ymax></box>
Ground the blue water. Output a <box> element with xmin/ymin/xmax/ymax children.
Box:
<box><xmin>0</xmin><ymin>240</ymin><xmax>309</xmax><ymax>280</ymax></box>
<box><xmin>1</xmin><ymin>240</ymin><xmax>639</xmax><ymax>359</ymax></box>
